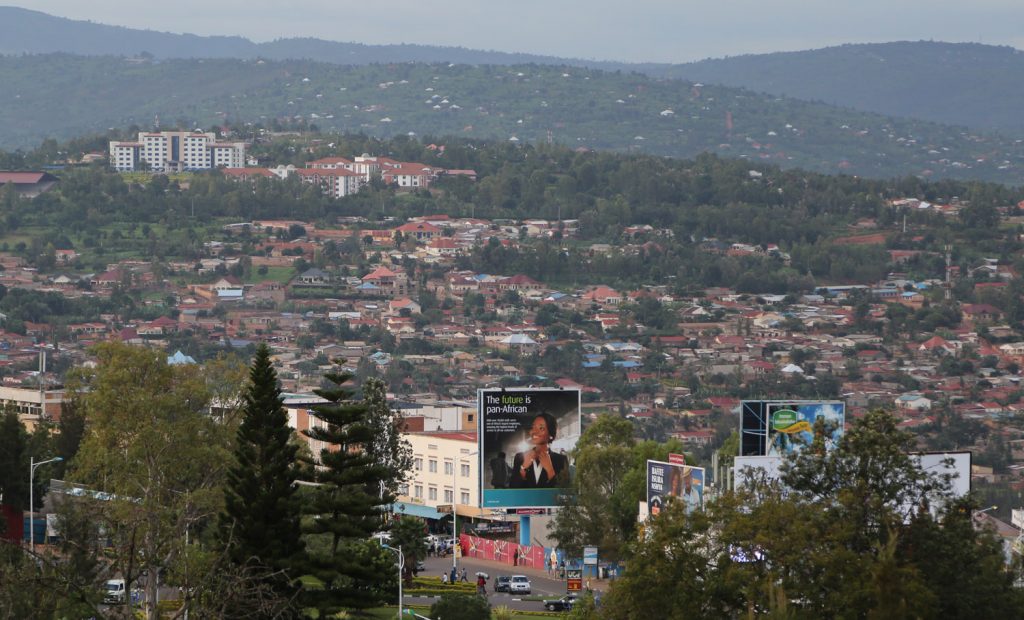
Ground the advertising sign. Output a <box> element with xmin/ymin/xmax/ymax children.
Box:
<box><xmin>741</xmin><ymin>400</ymin><xmax>845</xmax><ymax>457</ymax></box>
<box><xmin>479</xmin><ymin>388</ymin><xmax>582</xmax><ymax>508</ymax></box>
<box><xmin>566</xmin><ymin>568</ymin><xmax>583</xmax><ymax>592</ymax></box>
<box><xmin>646</xmin><ymin>459</ymin><xmax>705</xmax><ymax>516</ymax></box>
<box><xmin>583</xmin><ymin>546</ymin><xmax>598</xmax><ymax>565</ymax></box>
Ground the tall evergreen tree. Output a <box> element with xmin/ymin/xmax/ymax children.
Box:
<box><xmin>220</xmin><ymin>344</ymin><xmax>303</xmax><ymax>612</ymax></box>
<box><xmin>363</xmin><ymin>377</ymin><xmax>413</xmax><ymax>497</ymax></box>
<box><xmin>299</xmin><ymin>367</ymin><xmax>395</xmax><ymax>615</ymax></box>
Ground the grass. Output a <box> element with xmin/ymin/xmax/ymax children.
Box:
<box><xmin>250</xmin><ymin>265</ymin><xmax>295</xmax><ymax>283</ymax></box>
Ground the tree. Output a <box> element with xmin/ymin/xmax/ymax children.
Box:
<box><xmin>429</xmin><ymin>592</ymin><xmax>491</xmax><ymax>620</ymax></box>
<box><xmin>388</xmin><ymin>515</ymin><xmax>428</xmax><ymax>585</ymax></box>
<box><xmin>0</xmin><ymin>409</ymin><xmax>30</xmax><ymax>512</ymax></box>
<box><xmin>549</xmin><ymin>415</ymin><xmax>637</xmax><ymax>562</ymax></box>
<box><xmin>363</xmin><ymin>377</ymin><xmax>414</xmax><ymax>497</ymax></box>
<box><xmin>219</xmin><ymin>344</ymin><xmax>303</xmax><ymax>616</ymax></box>
<box><xmin>298</xmin><ymin>366</ymin><xmax>395</xmax><ymax>615</ymax></box>
<box><xmin>603</xmin><ymin>409</ymin><xmax>1023</xmax><ymax>618</ymax></box>
<box><xmin>69</xmin><ymin>342</ymin><xmax>230</xmax><ymax>620</ymax></box>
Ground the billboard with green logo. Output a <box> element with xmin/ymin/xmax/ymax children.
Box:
<box><xmin>741</xmin><ymin>401</ymin><xmax>845</xmax><ymax>457</ymax></box>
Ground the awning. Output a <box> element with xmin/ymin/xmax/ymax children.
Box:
<box><xmin>391</xmin><ymin>503</ymin><xmax>445</xmax><ymax>520</ymax></box>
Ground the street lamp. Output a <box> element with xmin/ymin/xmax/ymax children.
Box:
<box><xmin>452</xmin><ymin>451</ymin><xmax>477</xmax><ymax>571</ymax></box>
<box><xmin>382</xmin><ymin>543</ymin><xmax>404</xmax><ymax>618</ymax></box>
<box><xmin>973</xmin><ymin>505</ymin><xmax>998</xmax><ymax>518</ymax></box>
<box><xmin>29</xmin><ymin>456</ymin><xmax>62</xmax><ymax>555</ymax></box>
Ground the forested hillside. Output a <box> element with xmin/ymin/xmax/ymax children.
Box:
<box><xmin>656</xmin><ymin>42</ymin><xmax>1024</xmax><ymax>135</ymax></box>
<box><xmin>4</xmin><ymin>54</ymin><xmax>1024</xmax><ymax>183</ymax></box>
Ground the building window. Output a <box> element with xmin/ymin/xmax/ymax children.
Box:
<box><xmin>444</xmin><ymin>461</ymin><xmax>453</xmax><ymax>476</ymax></box>
<box><xmin>429</xmin><ymin>459</ymin><xmax>438</xmax><ymax>473</ymax></box>
<box><xmin>461</xmin><ymin>491</ymin><xmax>470</xmax><ymax>505</ymax></box>
<box><xmin>399</xmin><ymin>483</ymin><xmax>409</xmax><ymax>495</ymax></box>
<box><xmin>461</xmin><ymin>464</ymin><xmax>470</xmax><ymax>477</ymax></box>
<box><xmin>444</xmin><ymin>489</ymin><xmax>453</xmax><ymax>503</ymax></box>
<box><xmin>414</xmin><ymin>457</ymin><xmax>423</xmax><ymax>471</ymax></box>
<box><xmin>428</xmin><ymin>487</ymin><xmax>437</xmax><ymax>501</ymax></box>
<box><xmin>414</xmin><ymin>485</ymin><xmax>422</xmax><ymax>498</ymax></box>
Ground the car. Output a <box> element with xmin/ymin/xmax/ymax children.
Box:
<box><xmin>103</xmin><ymin>579</ymin><xmax>126</xmax><ymax>605</ymax></box>
<box><xmin>509</xmin><ymin>574</ymin><xmax>531</xmax><ymax>594</ymax></box>
<box><xmin>544</xmin><ymin>594</ymin><xmax>579</xmax><ymax>611</ymax></box>
<box><xmin>494</xmin><ymin>575</ymin><xmax>511</xmax><ymax>592</ymax></box>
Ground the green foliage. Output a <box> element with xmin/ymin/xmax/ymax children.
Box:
<box><xmin>298</xmin><ymin>366</ymin><xmax>394</xmax><ymax>614</ymax></box>
<box><xmin>602</xmin><ymin>409</ymin><xmax>1024</xmax><ymax>619</ymax></box>
<box><xmin>428</xmin><ymin>592</ymin><xmax>491</xmax><ymax>620</ymax></box>
<box><xmin>220</xmin><ymin>343</ymin><xmax>303</xmax><ymax>615</ymax></box>
<box><xmin>388</xmin><ymin>515</ymin><xmax>428</xmax><ymax>584</ymax></box>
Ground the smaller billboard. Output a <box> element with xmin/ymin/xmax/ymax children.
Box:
<box><xmin>741</xmin><ymin>400</ymin><xmax>845</xmax><ymax>457</ymax></box>
<box><xmin>583</xmin><ymin>546</ymin><xmax>598</xmax><ymax>565</ymax></box>
<box><xmin>647</xmin><ymin>460</ymin><xmax>704</xmax><ymax>516</ymax></box>
<box><xmin>566</xmin><ymin>568</ymin><xmax>582</xmax><ymax>592</ymax></box>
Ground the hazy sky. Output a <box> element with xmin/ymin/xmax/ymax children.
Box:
<box><xmin>11</xmin><ymin>1</ymin><xmax>1024</xmax><ymax>63</ymax></box>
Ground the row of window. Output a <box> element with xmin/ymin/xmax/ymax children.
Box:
<box><xmin>406</xmin><ymin>485</ymin><xmax>471</xmax><ymax>504</ymax></box>
<box><xmin>412</xmin><ymin>457</ymin><xmax>471</xmax><ymax>477</ymax></box>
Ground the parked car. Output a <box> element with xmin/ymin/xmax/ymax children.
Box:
<box><xmin>509</xmin><ymin>574</ymin><xmax>531</xmax><ymax>594</ymax></box>
<box><xmin>544</xmin><ymin>594</ymin><xmax>579</xmax><ymax>611</ymax></box>
<box><xmin>103</xmin><ymin>579</ymin><xmax>126</xmax><ymax>605</ymax></box>
<box><xmin>495</xmin><ymin>575</ymin><xmax>511</xmax><ymax>592</ymax></box>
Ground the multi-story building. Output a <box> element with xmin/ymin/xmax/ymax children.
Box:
<box><xmin>110</xmin><ymin>131</ymin><xmax>246</xmax><ymax>172</ymax></box>
<box><xmin>395</xmin><ymin>431</ymin><xmax>481</xmax><ymax>522</ymax></box>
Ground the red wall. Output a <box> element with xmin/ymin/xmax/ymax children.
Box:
<box><xmin>459</xmin><ymin>534</ymin><xmax>545</xmax><ymax>569</ymax></box>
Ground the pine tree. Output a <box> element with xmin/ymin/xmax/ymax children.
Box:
<box><xmin>220</xmin><ymin>344</ymin><xmax>302</xmax><ymax>611</ymax></box>
<box><xmin>363</xmin><ymin>377</ymin><xmax>413</xmax><ymax>497</ymax></box>
<box><xmin>299</xmin><ymin>367</ymin><xmax>395</xmax><ymax>615</ymax></box>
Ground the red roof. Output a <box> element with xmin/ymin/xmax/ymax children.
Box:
<box><xmin>0</xmin><ymin>172</ymin><xmax>52</xmax><ymax>184</ymax></box>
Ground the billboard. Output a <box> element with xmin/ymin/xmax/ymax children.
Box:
<box><xmin>479</xmin><ymin>388</ymin><xmax>581</xmax><ymax>508</ymax></box>
<box><xmin>646</xmin><ymin>459</ymin><xmax>705</xmax><ymax>516</ymax></box>
<box><xmin>740</xmin><ymin>400</ymin><xmax>845</xmax><ymax>457</ymax></box>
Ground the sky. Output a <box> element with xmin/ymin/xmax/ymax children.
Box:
<box><xmin>10</xmin><ymin>1</ymin><xmax>1024</xmax><ymax>63</ymax></box>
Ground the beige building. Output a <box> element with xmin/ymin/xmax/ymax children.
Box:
<box><xmin>396</xmin><ymin>431</ymin><xmax>484</xmax><ymax>521</ymax></box>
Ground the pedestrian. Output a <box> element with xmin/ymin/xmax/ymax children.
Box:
<box><xmin>450</xmin><ymin>567</ymin><xmax>457</xmax><ymax>585</ymax></box>
<box><xmin>460</xmin><ymin>568</ymin><xmax>468</xmax><ymax>582</ymax></box>
<box><xmin>441</xmin><ymin>572</ymin><xmax>449</xmax><ymax>585</ymax></box>
<box><xmin>586</xmin><ymin>578</ymin><xmax>592</xmax><ymax>593</ymax></box>
<box><xmin>477</xmin><ymin>574</ymin><xmax>487</xmax><ymax>596</ymax></box>
<box><xmin>513</xmin><ymin>548</ymin><xmax>519</xmax><ymax>567</ymax></box>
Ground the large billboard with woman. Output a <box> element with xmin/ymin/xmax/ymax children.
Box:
<box><xmin>478</xmin><ymin>388</ymin><xmax>582</xmax><ymax>508</ymax></box>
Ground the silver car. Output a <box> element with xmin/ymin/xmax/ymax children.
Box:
<box><xmin>509</xmin><ymin>574</ymin><xmax>531</xmax><ymax>594</ymax></box>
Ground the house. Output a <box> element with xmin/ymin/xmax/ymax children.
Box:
<box><xmin>396</xmin><ymin>222</ymin><xmax>441</xmax><ymax>241</ymax></box>
<box><xmin>895</xmin><ymin>393</ymin><xmax>932</xmax><ymax>412</ymax></box>
<box><xmin>0</xmin><ymin>172</ymin><xmax>58</xmax><ymax>197</ymax></box>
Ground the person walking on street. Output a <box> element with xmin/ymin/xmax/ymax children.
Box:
<box><xmin>477</xmin><ymin>574</ymin><xmax>487</xmax><ymax>596</ymax></box>
<box><xmin>450</xmin><ymin>567</ymin><xmax>457</xmax><ymax>585</ymax></box>
<box><xmin>441</xmin><ymin>572</ymin><xmax>449</xmax><ymax>585</ymax></box>
<box><xmin>460</xmin><ymin>568</ymin><xmax>468</xmax><ymax>583</ymax></box>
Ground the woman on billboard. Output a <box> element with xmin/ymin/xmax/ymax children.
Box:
<box><xmin>510</xmin><ymin>413</ymin><xmax>569</xmax><ymax>488</ymax></box>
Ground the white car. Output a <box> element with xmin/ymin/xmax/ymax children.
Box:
<box><xmin>103</xmin><ymin>579</ymin><xmax>126</xmax><ymax>604</ymax></box>
<box><xmin>509</xmin><ymin>574</ymin><xmax>531</xmax><ymax>594</ymax></box>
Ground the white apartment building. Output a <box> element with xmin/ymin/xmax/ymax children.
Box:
<box><xmin>110</xmin><ymin>131</ymin><xmax>246</xmax><ymax>172</ymax></box>
<box><xmin>396</xmin><ymin>431</ymin><xmax>481</xmax><ymax>521</ymax></box>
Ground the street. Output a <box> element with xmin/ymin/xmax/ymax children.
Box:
<box><xmin>414</xmin><ymin>554</ymin><xmax>571</xmax><ymax>611</ymax></box>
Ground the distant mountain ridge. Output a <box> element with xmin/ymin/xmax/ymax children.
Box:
<box><xmin>3</xmin><ymin>7</ymin><xmax>1024</xmax><ymax>137</ymax></box>
<box><xmin>3</xmin><ymin>53</ymin><xmax>1024</xmax><ymax>185</ymax></box>
<box><xmin>653</xmin><ymin>42</ymin><xmax>1024</xmax><ymax>135</ymax></box>
<box><xmin>0</xmin><ymin>6</ymin><xmax>629</xmax><ymax>69</ymax></box>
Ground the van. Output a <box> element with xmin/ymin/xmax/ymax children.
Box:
<box><xmin>103</xmin><ymin>579</ymin><xmax>126</xmax><ymax>604</ymax></box>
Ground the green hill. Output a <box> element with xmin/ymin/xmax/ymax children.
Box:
<box><xmin>3</xmin><ymin>54</ymin><xmax>1024</xmax><ymax>184</ymax></box>
<box><xmin>652</xmin><ymin>42</ymin><xmax>1024</xmax><ymax>135</ymax></box>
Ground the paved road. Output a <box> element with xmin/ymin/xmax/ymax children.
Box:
<box><xmin>416</xmin><ymin>555</ymin><xmax>571</xmax><ymax>611</ymax></box>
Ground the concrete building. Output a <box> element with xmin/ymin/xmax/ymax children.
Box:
<box><xmin>395</xmin><ymin>431</ymin><xmax>482</xmax><ymax>522</ymax></box>
<box><xmin>110</xmin><ymin>131</ymin><xmax>246</xmax><ymax>172</ymax></box>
